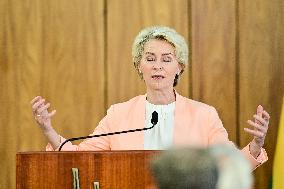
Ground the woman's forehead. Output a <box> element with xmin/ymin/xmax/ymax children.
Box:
<box><xmin>143</xmin><ymin>39</ymin><xmax>175</xmax><ymax>54</ymax></box>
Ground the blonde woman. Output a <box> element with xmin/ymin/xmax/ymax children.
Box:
<box><xmin>31</xmin><ymin>26</ymin><xmax>269</xmax><ymax>170</ymax></box>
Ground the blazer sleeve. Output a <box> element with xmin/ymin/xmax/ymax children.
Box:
<box><xmin>46</xmin><ymin>106</ymin><xmax>115</xmax><ymax>151</ymax></box>
<box><xmin>207</xmin><ymin>106</ymin><xmax>268</xmax><ymax>170</ymax></box>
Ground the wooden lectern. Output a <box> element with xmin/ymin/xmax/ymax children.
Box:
<box><xmin>16</xmin><ymin>151</ymin><xmax>160</xmax><ymax>189</ymax></box>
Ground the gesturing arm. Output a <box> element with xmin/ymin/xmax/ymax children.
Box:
<box><xmin>31</xmin><ymin>96</ymin><xmax>60</xmax><ymax>149</ymax></box>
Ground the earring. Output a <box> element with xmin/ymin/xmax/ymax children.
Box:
<box><xmin>138</xmin><ymin>70</ymin><xmax>143</xmax><ymax>80</ymax></box>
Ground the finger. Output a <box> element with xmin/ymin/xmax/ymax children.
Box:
<box><xmin>32</xmin><ymin>98</ymin><xmax>45</xmax><ymax>109</ymax></box>
<box><xmin>262</xmin><ymin>110</ymin><xmax>270</xmax><ymax>120</ymax></box>
<box><xmin>37</xmin><ymin>103</ymin><xmax>50</xmax><ymax>114</ymax></box>
<box><xmin>253</xmin><ymin>115</ymin><xmax>268</xmax><ymax>126</ymax></box>
<box><xmin>32</xmin><ymin>99</ymin><xmax>45</xmax><ymax>112</ymax></box>
<box><xmin>244</xmin><ymin>128</ymin><xmax>265</xmax><ymax>138</ymax></box>
<box><xmin>30</xmin><ymin>96</ymin><xmax>41</xmax><ymax>104</ymax></box>
<box><xmin>247</xmin><ymin>120</ymin><xmax>267</xmax><ymax>133</ymax></box>
<box><xmin>47</xmin><ymin>110</ymin><xmax>56</xmax><ymax>118</ymax></box>
<box><xmin>33</xmin><ymin>102</ymin><xmax>45</xmax><ymax>116</ymax></box>
<box><xmin>255</xmin><ymin>105</ymin><xmax>263</xmax><ymax>125</ymax></box>
<box><xmin>257</xmin><ymin>105</ymin><xmax>264</xmax><ymax>115</ymax></box>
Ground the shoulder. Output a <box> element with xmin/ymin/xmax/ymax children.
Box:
<box><xmin>113</xmin><ymin>95</ymin><xmax>144</xmax><ymax>108</ymax></box>
<box><xmin>176</xmin><ymin>94</ymin><xmax>224</xmax><ymax>130</ymax></box>
<box><xmin>107</xmin><ymin>95</ymin><xmax>145</xmax><ymax>114</ymax></box>
<box><xmin>177</xmin><ymin>94</ymin><xmax>216</xmax><ymax>113</ymax></box>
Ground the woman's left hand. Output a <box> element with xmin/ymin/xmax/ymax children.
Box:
<box><xmin>244</xmin><ymin>105</ymin><xmax>270</xmax><ymax>158</ymax></box>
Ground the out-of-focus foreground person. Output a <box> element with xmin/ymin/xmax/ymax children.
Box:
<box><xmin>151</xmin><ymin>145</ymin><xmax>253</xmax><ymax>189</ymax></box>
<box><xmin>151</xmin><ymin>147</ymin><xmax>218</xmax><ymax>189</ymax></box>
<box><xmin>210</xmin><ymin>145</ymin><xmax>253</xmax><ymax>189</ymax></box>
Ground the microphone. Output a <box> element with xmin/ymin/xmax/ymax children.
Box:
<box><xmin>58</xmin><ymin>111</ymin><xmax>158</xmax><ymax>151</ymax></box>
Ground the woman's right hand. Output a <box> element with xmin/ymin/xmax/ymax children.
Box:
<box><xmin>31</xmin><ymin>96</ymin><xmax>56</xmax><ymax>131</ymax></box>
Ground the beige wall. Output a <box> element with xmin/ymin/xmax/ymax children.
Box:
<box><xmin>0</xmin><ymin>0</ymin><xmax>283</xmax><ymax>188</ymax></box>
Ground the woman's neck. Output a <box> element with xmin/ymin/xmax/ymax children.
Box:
<box><xmin>146</xmin><ymin>89</ymin><xmax>176</xmax><ymax>105</ymax></box>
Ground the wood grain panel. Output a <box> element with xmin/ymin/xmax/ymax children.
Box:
<box><xmin>106</xmin><ymin>0</ymin><xmax>190</xmax><ymax>106</ymax></box>
<box><xmin>0</xmin><ymin>1</ymin><xmax>30</xmax><ymax>187</ymax></box>
<box><xmin>37</xmin><ymin>0</ymin><xmax>105</xmax><ymax>139</ymax></box>
<box><xmin>191</xmin><ymin>0</ymin><xmax>237</xmax><ymax>142</ymax></box>
<box><xmin>17</xmin><ymin>151</ymin><xmax>159</xmax><ymax>189</ymax></box>
<box><xmin>0</xmin><ymin>0</ymin><xmax>105</xmax><ymax>188</ymax></box>
<box><xmin>238</xmin><ymin>0</ymin><xmax>284</xmax><ymax>188</ymax></box>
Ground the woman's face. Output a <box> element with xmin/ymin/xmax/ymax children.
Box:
<box><xmin>139</xmin><ymin>39</ymin><xmax>182</xmax><ymax>91</ymax></box>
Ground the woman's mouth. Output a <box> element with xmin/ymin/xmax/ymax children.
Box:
<box><xmin>152</xmin><ymin>75</ymin><xmax>165</xmax><ymax>80</ymax></box>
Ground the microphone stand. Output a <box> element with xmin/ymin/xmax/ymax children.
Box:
<box><xmin>59</xmin><ymin>111</ymin><xmax>158</xmax><ymax>151</ymax></box>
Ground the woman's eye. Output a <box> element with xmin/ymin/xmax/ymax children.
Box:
<box><xmin>163</xmin><ymin>57</ymin><xmax>172</xmax><ymax>62</ymax></box>
<box><xmin>146</xmin><ymin>57</ymin><xmax>155</xmax><ymax>61</ymax></box>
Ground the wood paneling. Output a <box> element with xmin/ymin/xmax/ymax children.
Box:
<box><xmin>0</xmin><ymin>0</ymin><xmax>105</xmax><ymax>188</ymax></box>
<box><xmin>106</xmin><ymin>0</ymin><xmax>191</xmax><ymax>107</ymax></box>
<box><xmin>238</xmin><ymin>0</ymin><xmax>284</xmax><ymax>188</ymax></box>
<box><xmin>17</xmin><ymin>151</ymin><xmax>159</xmax><ymax>189</ymax></box>
<box><xmin>191</xmin><ymin>0</ymin><xmax>238</xmax><ymax>142</ymax></box>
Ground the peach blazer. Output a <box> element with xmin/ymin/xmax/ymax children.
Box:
<box><xmin>47</xmin><ymin>93</ymin><xmax>268</xmax><ymax>169</ymax></box>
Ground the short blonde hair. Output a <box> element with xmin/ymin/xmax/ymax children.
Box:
<box><xmin>132</xmin><ymin>26</ymin><xmax>189</xmax><ymax>84</ymax></box>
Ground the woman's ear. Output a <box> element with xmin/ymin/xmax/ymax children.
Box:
<box><xmin>138</xmin><ymin>64</ymin><xmax>143</xmax><ymax>74</ymax></box>
<box><xmin>177</xmin><ymin>64</ymin><xmax>184</xmax><ymax>75</ymax></box>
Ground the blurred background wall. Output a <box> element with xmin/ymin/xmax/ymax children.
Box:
<box><xmin>0</xmin><ymin>0</ymin><xmax>283</xmax><ymax>188</ymax></box>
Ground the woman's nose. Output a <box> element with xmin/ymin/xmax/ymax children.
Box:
<box><xmin>153</xmin><ymin>61</ymin><xmax>163</xmax><ymax>70</ymax></box>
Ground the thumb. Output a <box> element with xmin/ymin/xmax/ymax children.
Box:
<box><xmin>47</xmin><ymin>110</ymin><xmax>57</xmax><ymax>118</ymax></box>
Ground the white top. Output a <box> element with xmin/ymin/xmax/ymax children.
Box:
<box><xmin>144</xmin><ymin>100</ymin><xmax>175</xmax><ymax>150</ymax></box>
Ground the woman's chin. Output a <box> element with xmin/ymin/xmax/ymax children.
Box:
<box><xmin>146</xmin><ymin>83</ymin><xmax>168</xmax><ymax>91</ymax></box>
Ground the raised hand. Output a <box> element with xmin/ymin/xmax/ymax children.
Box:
<box><xmin>31</xmin><ymin>96</ymin><xmax>56</xmax><ymax>131</ymax></box>
<box><xmin>244</xmin><ymin>105</ymin><xmax>270</xmax><ymax>158</ymax></box>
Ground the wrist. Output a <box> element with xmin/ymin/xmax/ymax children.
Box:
<box><xmin>42</xmin><ymin>125</ymin><xmax>53</xmax><ymax>133</ymax></box>
<box><xmin>249</xmin><ymin>140</ymin><xmax>262</xmax><ymax>158</ymax></box>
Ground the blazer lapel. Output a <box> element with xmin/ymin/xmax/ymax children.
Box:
<box><xmin>128</xmin><ymin>94</ymin><xmax>146</xmax><ymax>149</ymax></box>
<box><xmin>173</xmin><ymin>92</ymin><xmax>190</xmax><ymax>146</ymax></box>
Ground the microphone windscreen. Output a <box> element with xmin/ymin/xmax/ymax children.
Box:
<box><xmin>151</xmin><ymin>111</ymin><xmax>158</xmax><ymax>125</ymax></box>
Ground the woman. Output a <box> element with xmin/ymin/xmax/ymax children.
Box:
<box><xmin>31</xmin><ymin>26</ymin><xmax>269</xmax><ymax>169</ymax></box>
